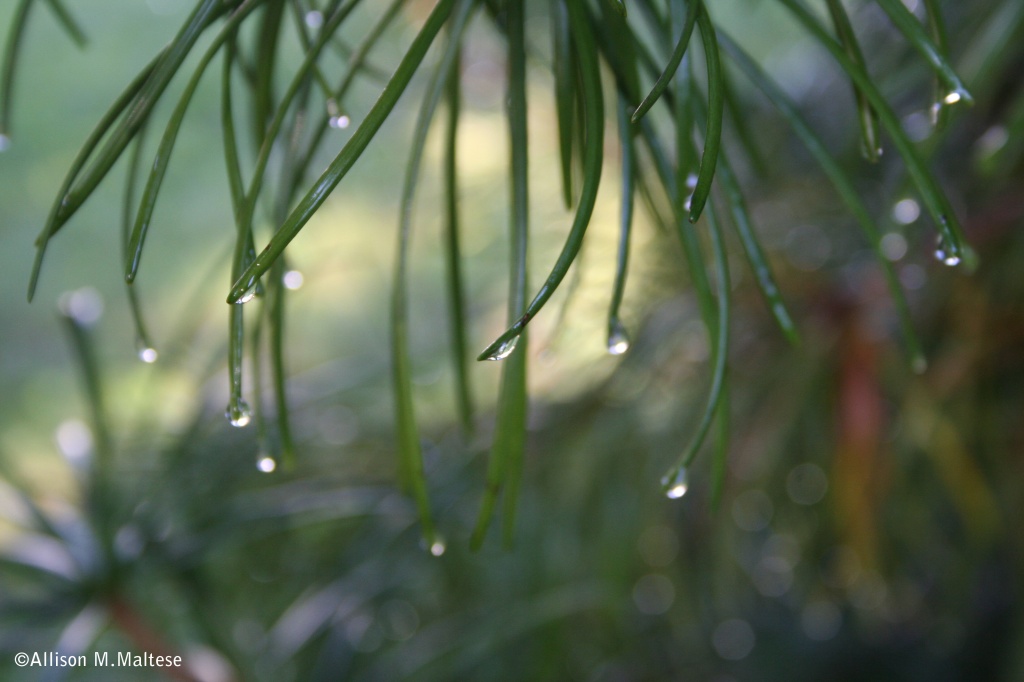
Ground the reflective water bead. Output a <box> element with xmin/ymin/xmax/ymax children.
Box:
<box><xmin>662</xmin><ymin>468</ymin><xmax>689</xmax><ymax>499</ymax></box>
<box><xmin>226</xmin><ymin>401</ymin><xmax>252</xmax><ymax>427</ymax></box>
<box><xmin>484</xmin><ymin>336</ymin><xmax>519</xmax><ymax>361</ymax></box>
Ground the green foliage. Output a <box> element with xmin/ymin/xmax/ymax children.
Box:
<box><xmin>2</xmin><ymin>0</ymin><xmax>1024</xmax><ymax>678</ymax></box>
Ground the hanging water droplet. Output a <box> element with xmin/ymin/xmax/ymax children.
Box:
<box><xmin>236</xmin><ymin>285</ymin><xmax>258</xmax><ymax>304</ymax></box>
<box><xmin>257</xmin><ymin>455</ymin><xmax>276</xmax><ymax>473</ymax></box>
<box><xmin>0</xmin><ymin>133</ymin><xmax>9</xmax><ymax>152</ymax></box>
<box><xmin>485</xmin><ymin>335</ymin><xmax>519</xmax><ymax>361</ymax></box>
<box><xmin>933</xmin><ymin>237</ymin><xmax>961</xmax><ymax>267</ymax></box>
<box><xmin>607</xmin><ymin>320</ymin><xmax>631</xmax><ymax>355</ymax></box>
<box><xmin>662</xmin><ymin>468</ymin><xmax>689</xmax><ymax>499</ymax></box>
<box><xmin>329</xmin><ymin>114</ymin><xmax>351</xmax><ymax>129</ymax></box>
<box><xmin>943</xmin><ymin>91</ymin><xmax>963</xmax><ymax>106</ymax></box>
<box><xmin>137</xmin><ymin>345</ymin><xmax>159</xmax><ymax>363</ymax></box>
<box><xmin>225</xmin><ymin>401</ymin><xmax>252</xmax><ymax>427</ymax></box>
<box><xmin>429</xmin><ymin>539</ymin><xmax>446</xmax><ymax>557</ymax></box>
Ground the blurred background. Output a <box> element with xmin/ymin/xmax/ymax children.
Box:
<box><xmin>1</xmin><ymin>0</ymin><xmax>1022</xmax><ymax>680</ymax></box>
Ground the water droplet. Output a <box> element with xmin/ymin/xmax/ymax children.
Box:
<box><xmin>685</xmin><ymin>172</ymin><xmax>698</xmax><ymax>190</ymax></box>
<box><xmin>226</xmin><ymin>401</ymin><xmax>252</xmax><ymax>427</ymax></box>
<box><xmin>136</xmin><ymin>340</ymin><xmax>159</xmax><ymax>363</ymax></box>
<box><xmin>484</xmin><ymin>335</ymin><xmax>519</xmax><ymax>361</ymax></box>
<box><xmin>943</xmin><ymin>91</ymin><xmax>962</xmax><ymax>105</ymax></box>
<box><xmin>607</xmin><ymin>320</ymin><xmax>631</xmax><ymax>355</ymax></box>
<box><xmin>282</xmin><ymin>270</ymin><xmax>304</xmax><ymax>290</ymax></box>
<box><xmin>662</xmin><ymin>468</ymin><xmax>688</xmax><ymax>499</ymax></box>
<box><xmin>257</xmin><ymin>455</ymin><xmax>276</xmax><ymax>473</ymax></box>
<box><xmin>236</xmin><ymin>285</ymin><xmax>257</xmax><ymax>304</ymax></box>
<box><xmin>429</xmin><ymin>540</ymin><xmax>446</xmax><ymax>557</ymax></box>
<box><xmin>329</xmin><ymin>115</ymin><xmax>351</xmax><ymax>129</ymax></box>
<box><xmin>933</xmin><ymin>238</ymin><xmax>961</xmax><ymax>267</ymax></box>
<box><xmin>0</xmin><ymin>133</ymin><xmax>9</xmax><ymax>152</ymax></box>
<box><xmin>305</xmin><ymin>9</ymin><xmax>323</xmax><ymax>29</ymax></box>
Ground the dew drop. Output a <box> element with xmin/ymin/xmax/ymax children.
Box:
<box><xmin>943</xmin><ymin>91</ymin><xmax>962</xmax><ymax>105</ymax></box>
<box><xmin>236</xmin><ymin>285</ymin><xmax>257</xmax><ymax>304</ymax></box>
<box><xmin>138</xmin><ymin>346</ymin><xmax>159</xmax><ymax>363</ymax></box>
<box><xmin>282</xmin><ymin>270</ymin><xmax>304</xmax><ymax>290</ymax></box>
<box><xmin>607</xmin><ymin>320</ymin><xmax>631</xmax><ymax>355</ymax></box>
<box><xmin>257</xmin><ymin>455</ymin><xmax>276</xmax><ymax>473</ymax></box>
<box><xmin>329</xmin><ymin>115</ymin><xmax>351</xmax><ymax>129</ymax></box>
<box><xmin>484</xmin><ymin>335</ymin><xmax>519</xmax><ymax>361</ymax></box>
<box><xmin>933</xmin><ymin>238</ymin><xmax>961</xmax><ymax>267</ymax></box>
<box><xmin>421</xmin><ymin>535</ymin><xmax>447</xmax><ymax>556</ymax></box>
<box><xmin>662</xmin><ymin>468</ymin><xmax>689</xmax><ymax>499</ymax></box>
<box><xmin>226</xmin><ymin>401</ymin><xmax>252</xmax><ymax>427</ymax></box>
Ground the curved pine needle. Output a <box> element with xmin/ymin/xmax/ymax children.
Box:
<box><xmin>286</xmin><ymin>0</ymin><xmax>408</xmax><ymax>202</ymax></box>
<box><xmin>442</xmin><ymin>48</ymin><xmax>475</xmax><ymax>435</ymax></box>
<box><xmin>56</xmin><ymin>0</ymin><xmax>232</xmax><ymax>230</ymax></box>
<box><xmin>228</xmin><ymin>0</ymin><xmax>457</xmax><ymax>304</ymax></box>
<box><xmin>551</xmin><ymin>0</ymin><xmax>576</xmax><ymax>208</ymax></box>
<box><xmin>125</xmin><ymin>0</ymin><xmax>268</xmax><ymax>283</ymax></box>
<box><xmin>775</xmin><ymin>0</ymin><xmax>969</xmax><ymax>261</ymax></box>
<box><xmin>663</xmin><ymin>200</ymin><xmax>730</xmax><ymax>483</ymax></box>
<box><xmin>498</xmin><ymin>0</ymin><xmax>531</xmax><ymax>550</ymax></box>
<box><xmin>922</xmin><ymin>0</ymin><xmax>950</xmax><ymax>128</ymax></box>
<box><xmin>668</xmin><ymin>6</ymin><xmax>713</xmax><ymax>319</ymax></box>
<box><xmin>475</xmin><ymin>0</ymin><xmax>603</xmax><ymax>362</ymax></box>
<box><xmin>28</xmin><ymin>50</ymin><xmax>165</xmax><ymax>301</ymax></box>
<box><xmin>121</xmin><ymin>126</ymin><xmax>156</xmax><ymax>357</ymax></box>
<box><xmin>392</xmin><ymin>0</ymin><xmax>474</xmax><ymax>547</ymax></box>
<box><xmin>824</xmin><ymin>0</ymin><xmax>881</xmax><ymax>161</ymax></box>
<box><xmin>608</xmin><ymin>96</ymin><xmax>636</xmax><ymax>352</ymax></box>
<box><xmin>252</xmin><ymin>0</ymin><xmax>287</xmax><ymax>145</ymax></box>
<box><xmin>43</xmin><ymin>0</ymin><xmax>87</xmax><ymax>48</ymax></box>
<box><xmin>874</xmin><ymin>0</ymin><xmax>972</xmax><ymax>104</ymax></box>
<box><xmin>0</xmin><ymin>0</ymin><xmax>33</xmax><ymax>143</ymax></box>
<box><xmin>631</xmin><ymin>0</ymin><xmax>699</xmax><ymax>122</ymax></box>
<box><xmin>268</xmin><ymin>262</ymin><xmax>296</xmax><ymax>470</ymax></box>
<box><xmin>716</xmin><ymin>153</ymin><xmax>799</xmax><ymax>345</ymax></box>
<box><xmin>223</xmin><ymin>0</ymin><xmax>367</xmax><ymax>298</ymax></box>
<box><xmin>721</xmin><ymin>32</ymin><xmax>926</xmax><ymax>369</ymax></box>
<box><xmin>711</xmin><ymin>385</ymin><xmax>729</xmax><ymax>510</ymax></box>
<box><xmin>687</xmin><ymin>5</ymin><xmax>722</xmax><ymax>224</ymax></box>
<box><xmin>221</xmin><ymin>33</ymin><xmax>246</xmax><ymax>220</ymax></box>
<box><xmin>472</xmin><ymin>0</ymin><xmax>529</xmax><ymax>549</ymax></box>
<box><xmin>226</xmin><ymin>304</ymin><xmax>249</xmax><ymax>427</ymax></box>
